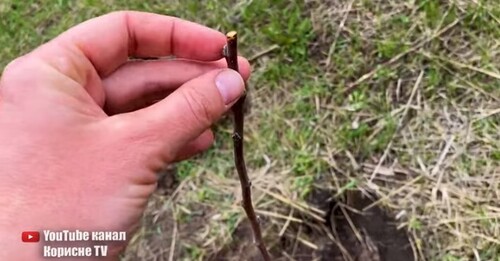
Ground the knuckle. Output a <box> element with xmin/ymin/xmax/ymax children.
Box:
<box><xmin>180</xmin><ymin>88</ymin><xmax>214</xmax><ymax>127</ymax></box>
<box><xmin>0</xmin><ymin>55</ymin><xmax>32</xmax><ymax>96</ymax></box>
<box><xmin>2</xmin><ymin>56</ymin><xmax>27</xmax><ymax>78</ymax></box>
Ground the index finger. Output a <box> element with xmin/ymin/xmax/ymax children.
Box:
<box><xmin>33</xmin><ymin>11</ymin><xmax>227</xmax><ymax>77</ymax></box>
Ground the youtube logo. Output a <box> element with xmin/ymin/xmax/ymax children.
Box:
<box><xmin>22</xmin><ymin>231</ymin><xmax>40</xmax><ymax>243</ymax></box>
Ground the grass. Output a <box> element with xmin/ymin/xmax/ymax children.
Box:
<box><xmin>1</xmin><ymin>0</ymin><xmax>499</xmax><ymax>260</ymax></box>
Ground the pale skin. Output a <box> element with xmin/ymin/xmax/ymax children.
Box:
<box><xmin>0</xmin><ymin>11</ymin><xmax>250</xmax><ymax>260</ymax></box>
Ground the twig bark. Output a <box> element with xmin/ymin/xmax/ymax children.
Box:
<box><xmin>223</xmin><ymin>31</ymin><xmax>272</xmax><ymax>261</ymax></box>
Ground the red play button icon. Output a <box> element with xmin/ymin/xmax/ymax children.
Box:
<box><xmin>21</xmin><ymin>231</ymin><xmax>40</xmax><ymax>243</ymax></box>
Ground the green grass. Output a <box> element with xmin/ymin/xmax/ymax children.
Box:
<box><xmin>1</xmin><ymin>0</ymin><xmax>499</xmax><ymax>260</ymax></box>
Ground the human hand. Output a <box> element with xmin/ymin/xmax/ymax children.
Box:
<box><xmin>0</xmin><ymin>11</ymin><xmax>250</xmax><ymax>260</ymax></box>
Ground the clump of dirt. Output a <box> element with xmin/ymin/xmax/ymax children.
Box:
<box><xmin>211</xmin><ymin>189</ymin><xmax>414</xmax><ymax>261</ymax></box>
<box><xmin>329</xmin><ymin>190</ymin><xmax>415</xmax><ymax>261</ymax></box>
<box><xmin>156</xmin><ymin>165</ymin><xmax>180</xmax><ymax>195</ymax></box>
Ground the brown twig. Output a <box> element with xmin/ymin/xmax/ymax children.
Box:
<box><xmin>223</xmin><ymin>31</ymin><xmax>272</xmax><ymax>261</ymax></box>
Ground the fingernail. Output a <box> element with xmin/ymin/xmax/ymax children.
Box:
<box><xmin>215</xmin><ymin>69</ymin><xmax>244</xmax><ymax>105</ymax></box>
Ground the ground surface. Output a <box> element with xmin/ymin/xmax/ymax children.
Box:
<box><xmin>1</xmin><ymin>0</ymin><xmax>499</xmax><ymax>261</ymax></box>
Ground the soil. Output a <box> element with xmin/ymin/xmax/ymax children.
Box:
<box><xmin>211</xmin><ymin>189</ymin><xmax>415</xmax><ymax>261</ymax></box>
<box><xmin>125</xmin><ymin>167</ymin><xmax>414</xmax><ymax>261</ymax></box>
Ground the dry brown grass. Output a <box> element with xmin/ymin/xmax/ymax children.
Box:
<box><xmin>119</xmin><ymin>0</ymin><xmax>499</xmax><ymax>260</ymax></box>
<box><xmin>307</xmin><ymin>0</ymin><xmax>500</xmax><ymax>259</ymax></box>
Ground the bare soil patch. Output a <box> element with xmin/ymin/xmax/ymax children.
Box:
<box><xmin>210</xmin><ymin>189</ymin><xmax>414</xmax><ymax>261</ymax></box>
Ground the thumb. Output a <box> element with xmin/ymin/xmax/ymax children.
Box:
<box><xmin>113</xmin><ymin>69</ymin><xmax>245</xmax><ymax>160</ymax></box>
